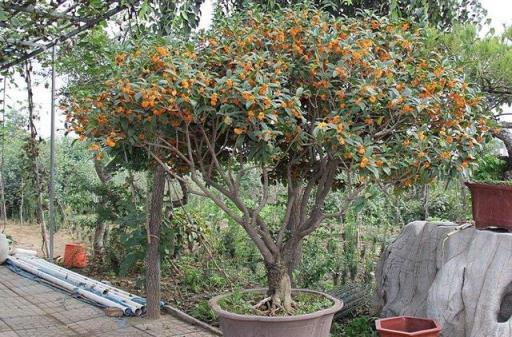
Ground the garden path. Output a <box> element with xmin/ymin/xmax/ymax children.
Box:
<box><xmin>0</xmin><ymin>265</ymin><xmax>217</xmax><ymax>337</ymax></box>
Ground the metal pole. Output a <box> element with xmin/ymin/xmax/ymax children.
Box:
<box><xmin>0</xmin><ymin>77</ymin><xmax>6</xmax><ymax>233</ymax></box>
<box><xmin>48</xmin><ymin>45</ymin><xmax>56</xmax><ymax>260</ymax></box>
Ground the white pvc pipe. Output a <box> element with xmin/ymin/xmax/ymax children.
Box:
<box><xmin>13</xmin><ymin>248</ymin><xmax>37</xmax><ymax>256</ymax></box>
<box><xmin>28</xmin><ymin>257</ymin><xmax>140</xmax><ymax>299</ymax></box>
<box><xmin>19</xmin><ymin>259</ymin><xmax>142</xmax><ymax>311</ymax></box>
<box><xmin>12</xmin><ymin>257</ymin><xmax>139</xmax><ymax>316</ymax></box>
<box><xmin>24</xmin><ymin>257</ymin><xmax>145</xmax><ymax>307</ymax></box>
<box><xmin>0</xmin><ymin>234</ymin><xmax>7</xmax><ymax>264</ymax></box>
<box><xmin>17</xmin><ymin>256</ymin><xmax>145</xmax><ymax>315</ymax></box>
<box><xmin>7</xmin><ymin>256</ymin><xmax>134</xmax><ymax>315</ymax></box>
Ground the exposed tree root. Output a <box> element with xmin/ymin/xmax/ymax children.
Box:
<box><xmin>253</xmin><ymin>296</ymin><xmax>272</xmax><ymax>310</ymax></box>
<box><xmin>253</xmin><ymin>294</ymin><xmax>298</xmax><ymax>316</ymax></box>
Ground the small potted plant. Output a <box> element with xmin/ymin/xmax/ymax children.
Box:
<box><xmin>465</xmin><ymin>180</ymin><xmax>512</xmax><ymax>231</ymax></box>
<box><xmin>465</xmin><ymin>154</ymin><xmax>512</xmax><ymax>231</ymax></box>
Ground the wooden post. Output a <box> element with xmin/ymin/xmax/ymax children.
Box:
<box><xmin>0</xmin><ymin>77</ymin><xmax>7</xmax><ymax>232</ymax></box>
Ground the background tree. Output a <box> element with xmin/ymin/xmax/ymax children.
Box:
<box><xmin>67</xmin><ymin>5</ymin><xmax>492</xmax><ymax>313</ymax></box>
<box><xmin>431</xmin><ymin>25</ymin><xmax>512</xmax><ymax>177</ymax></box>
<box><xmin>220</xmin><ymin>0</ymin><xmax>486</xmax><ymax>30</ymax></box>
<box><xmin>23</xmin><ymin>61</ymin><xmax>50</xmax><ymax>257</ymax></box>
<box><xmin>1</xmin><ymin>110</ymin><xmax>28</xmax><ymax>224</ymax></box>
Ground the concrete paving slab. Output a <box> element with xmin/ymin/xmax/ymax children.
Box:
<box><xmin>0</xmin><ymin>265</ymin><xmax>219</xmax><ymax>337</ymax></box>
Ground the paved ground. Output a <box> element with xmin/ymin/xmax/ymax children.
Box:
<box><xmin>0</xmin><ymin>265</ymin><xmax>217</xmax><ymax>337</ymax></box>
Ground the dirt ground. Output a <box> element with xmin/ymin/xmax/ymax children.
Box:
<box><xmin>2</xmin><ymin>221</ymin><xmax>77</xmax><ymax>257</ymax></box>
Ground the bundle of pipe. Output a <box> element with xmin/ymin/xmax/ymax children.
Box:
<box><xmin>0</xmin><ymin>234</ymin><xmax>8</xmax><ymax>264</ymax></box>
<box><xmin>6</xmin><ymin>255</ymin><xmax>146</xmax><ymax>316</ymax></box>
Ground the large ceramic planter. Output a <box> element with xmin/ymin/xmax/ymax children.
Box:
<box><xmin>376</xmin><ymin>316</ymin><xmax>441</xmax><ymax>337</ymax></box>
<box><xmin>465</xmin><ymin>182</ymin><xmax>512</xmax><ymax>231</ymax></box>
<box><xmin>209</xmin><ymin>289</ymin><xmax>343</xmax><ymax>337</ymax></box>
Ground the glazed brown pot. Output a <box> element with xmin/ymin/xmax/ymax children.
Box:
<box><xmin>209</xmin><ymin>289</ymin><xmax>343</xmax><ymax>337</ymax></box>
<box><xmin>376</xmin><ymin>316</ymin><xmax>441</xmax><ymax>337</ymax></box>
<box><xmin>465</xmin><ymin>182</ymin><xmax>512</xmax><ymax>231</ymax></box>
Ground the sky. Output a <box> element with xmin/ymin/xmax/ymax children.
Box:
<box><xmin>3</xmin><ymin>0</ymin><xmax>511</xmax><ymax>138</ymax></box>
<box><xmin>480</xmin><ymin>0</ymin><xmax>512</xmax><ymax>34</ymax></box>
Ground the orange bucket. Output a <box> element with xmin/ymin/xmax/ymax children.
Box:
<box><xmin>63</xmin><ymin>243</ymin><xmax>88</xmax><ymax>268</ymax></box>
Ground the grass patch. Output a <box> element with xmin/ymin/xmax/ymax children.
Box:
<box><xmin>218</xmin><ymin>289</ymin><xmax>334</xmax><ymax>316</ymax></box>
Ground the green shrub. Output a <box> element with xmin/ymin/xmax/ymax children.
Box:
<box><xmin>189</xmin><ymin>300</ymin><xmax>216</xmax><ymax>323</ymax></box>
<box><xmin>338</xmin><ymin>316</ymin><xmax>377</xmax><ymax>337</ymax></box>
<box><xmin>472</xmin><ymin>154</ymin><xmax>507</xmax><ymax>182</ymax></box>
<box><xmin>69</xmin><ymin>214</ymin><xmax>97</xmax><ymax>228</ymax></box>
<box><xmin>107</xmin><ymin>207</ymin><xmax>208</xmax><ymax>276</ymax></box>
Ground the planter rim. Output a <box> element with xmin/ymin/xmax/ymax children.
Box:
<box><xmin>208</xmin><ymin>288</ymin><xmax>343</xmax><ymax>322</ymax></box>
<box><xmin>465</xmin><ymin>181</ymin><xmax>512</xmax><ymax>191</ymax></box>
<box><xmin>376</xmin><ymin>316</ymin><xmax>441</xmax><ymax>336</ymax></box>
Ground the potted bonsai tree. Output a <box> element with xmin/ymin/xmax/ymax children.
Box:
<box><xmin>66</xmin><ymin>5</ymin><xmax>492</xmax><ymax>336</ymax></box>
<box><xmin>465</xmin><ymin>155</ymin><xmax>512</xmax><ymax>230</ymax></box>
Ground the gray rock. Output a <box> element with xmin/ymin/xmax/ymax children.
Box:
<box><xmin>376</xmin><ymin>221</ymin><xmax>512</xmax><ymax>337</ymax></box>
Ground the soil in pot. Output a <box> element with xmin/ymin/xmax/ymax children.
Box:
<box><xmin>209</xmin><ymin>289</ymin><xmax>343</xmax><ymax>337</ymax></box>
<box><xmin>376</xmin><ymin>316</ymin><xmax>441</xmax><ymax>337</ymax></box>
<box><xmin>218</xmin><ymin>288</ymin><xmax>334</xmax><ymax>316</ymax></box>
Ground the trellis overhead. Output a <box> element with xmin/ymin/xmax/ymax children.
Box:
<box><xmin>0</xmin><ymin>0</ymin><xmax>138</xmax><ymax>260</ymax></box>
<box><xmin>0</xmin><ymin>0</ymin><xmax>136</xmax><ymax>71</ymax></box>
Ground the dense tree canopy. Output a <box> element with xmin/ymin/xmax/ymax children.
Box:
<box><xmin>67</xmin><ymin>6</ymin><xmax>492</xmax><ymax>188</ymax></box>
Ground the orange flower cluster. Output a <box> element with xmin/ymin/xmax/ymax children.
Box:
<box><xmin>64</xmin><ymin>5</ymin><xmax>493</xmax><ymax>187</ymax></box>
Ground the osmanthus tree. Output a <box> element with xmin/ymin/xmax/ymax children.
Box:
<box><xmin>66</xmin><ymin>5</ymin><xmax>492</xmax><ymax>314</ymax></box>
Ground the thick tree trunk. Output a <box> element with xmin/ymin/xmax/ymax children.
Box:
<box><xmin>286</xmin><ymin>242</ymin><xmax>302</xmax><ymax>286</ymax></box>
<box><xmin>284</xmin><ymin>194</ymin><xmax>306</xmax><ymax>285</ymax></box>
<box><xmin>93</xmin><ymin>160</ymin><xmax>112</xmax><ymax>260</ymax></box>
<box><xmin>145</xmin><ymin>165</ymin><xmax>166</xmax><ymax>319</ymax></box>
<box><xmin>496</xmin><ymin>129</ymin><xmax>512</xmax><ymax>179</ymax></box>
<box><xmin>266</xmin><ymin>261</ymin><xmax>294</xmax><ymax>313</ymax></box>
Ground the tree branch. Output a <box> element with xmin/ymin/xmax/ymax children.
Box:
<box><xmin>500</xmin><ymin>121</ymin><xmax>512</xmax><ymax>129</ymax></box>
